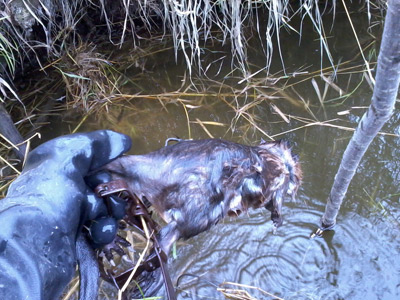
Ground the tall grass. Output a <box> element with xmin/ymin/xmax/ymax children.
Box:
<box><xmin>1</xmin><ymin>0</ymin><xmax>376</xmax><ymax>78</ymax></box>
<box><xmin>0</xmin><ymin>1</ymin><xmax>384</xmax><ymax>116</ymax></box>
<box><xmin>0</xmin><ymin>16</ymin><xmax>18</xmax><ymax>100</ymax></box>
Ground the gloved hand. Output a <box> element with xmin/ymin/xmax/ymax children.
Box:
<box><xmin>0</xmin><ymin>130</ymin><xmax>131</xmax><ymax>300</ymax></box>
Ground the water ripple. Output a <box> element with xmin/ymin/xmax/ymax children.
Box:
<box><xmin>165</xmin><ymin>199</ymin><xmax>400</xmax><ymax>300</ymax></box>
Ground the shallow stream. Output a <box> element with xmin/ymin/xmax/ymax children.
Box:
<box><xmin>37</xmin><ymin>7</ymin><xmax>400</xmax><ymax>300</ymax></box>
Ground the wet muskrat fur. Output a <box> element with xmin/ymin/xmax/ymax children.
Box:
<box><xmin>104</xmin><ymin>138</ymin><xmax>302</xmax><ymax>258</ymax></box>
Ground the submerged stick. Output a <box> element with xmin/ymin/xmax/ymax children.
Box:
<box><xmin>321</xmin><ymin>0</ymin><xmax>400</xmax><ymax>229</ymax></box>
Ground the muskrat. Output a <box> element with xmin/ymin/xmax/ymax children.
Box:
<box><xmin>104</xmin><ymin>138</ymin><xmax>302</xmax><ymax>257</ymax></box>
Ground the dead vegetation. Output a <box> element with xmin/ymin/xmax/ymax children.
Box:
<box><xmin>52</xmin><ymin>44</ymin><xmax>122</xmax><ymax>112</ymax></box>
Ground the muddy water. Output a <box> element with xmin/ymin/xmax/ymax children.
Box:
<box><xmin>41</xmin><ymin>8</ymin><xmax>400</xmax><ymax>300</ymax></box>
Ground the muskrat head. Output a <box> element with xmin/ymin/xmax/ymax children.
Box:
<box><xmin>257</xmin><ymin>139</ymin><xmax>302</xmax><ymax>227</ymax></box>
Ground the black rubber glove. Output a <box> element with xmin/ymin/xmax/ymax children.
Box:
<box><xmin>0</xmin><ymin>130</ymin><xmax>131</xmax><ymax>300</ymax></box>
